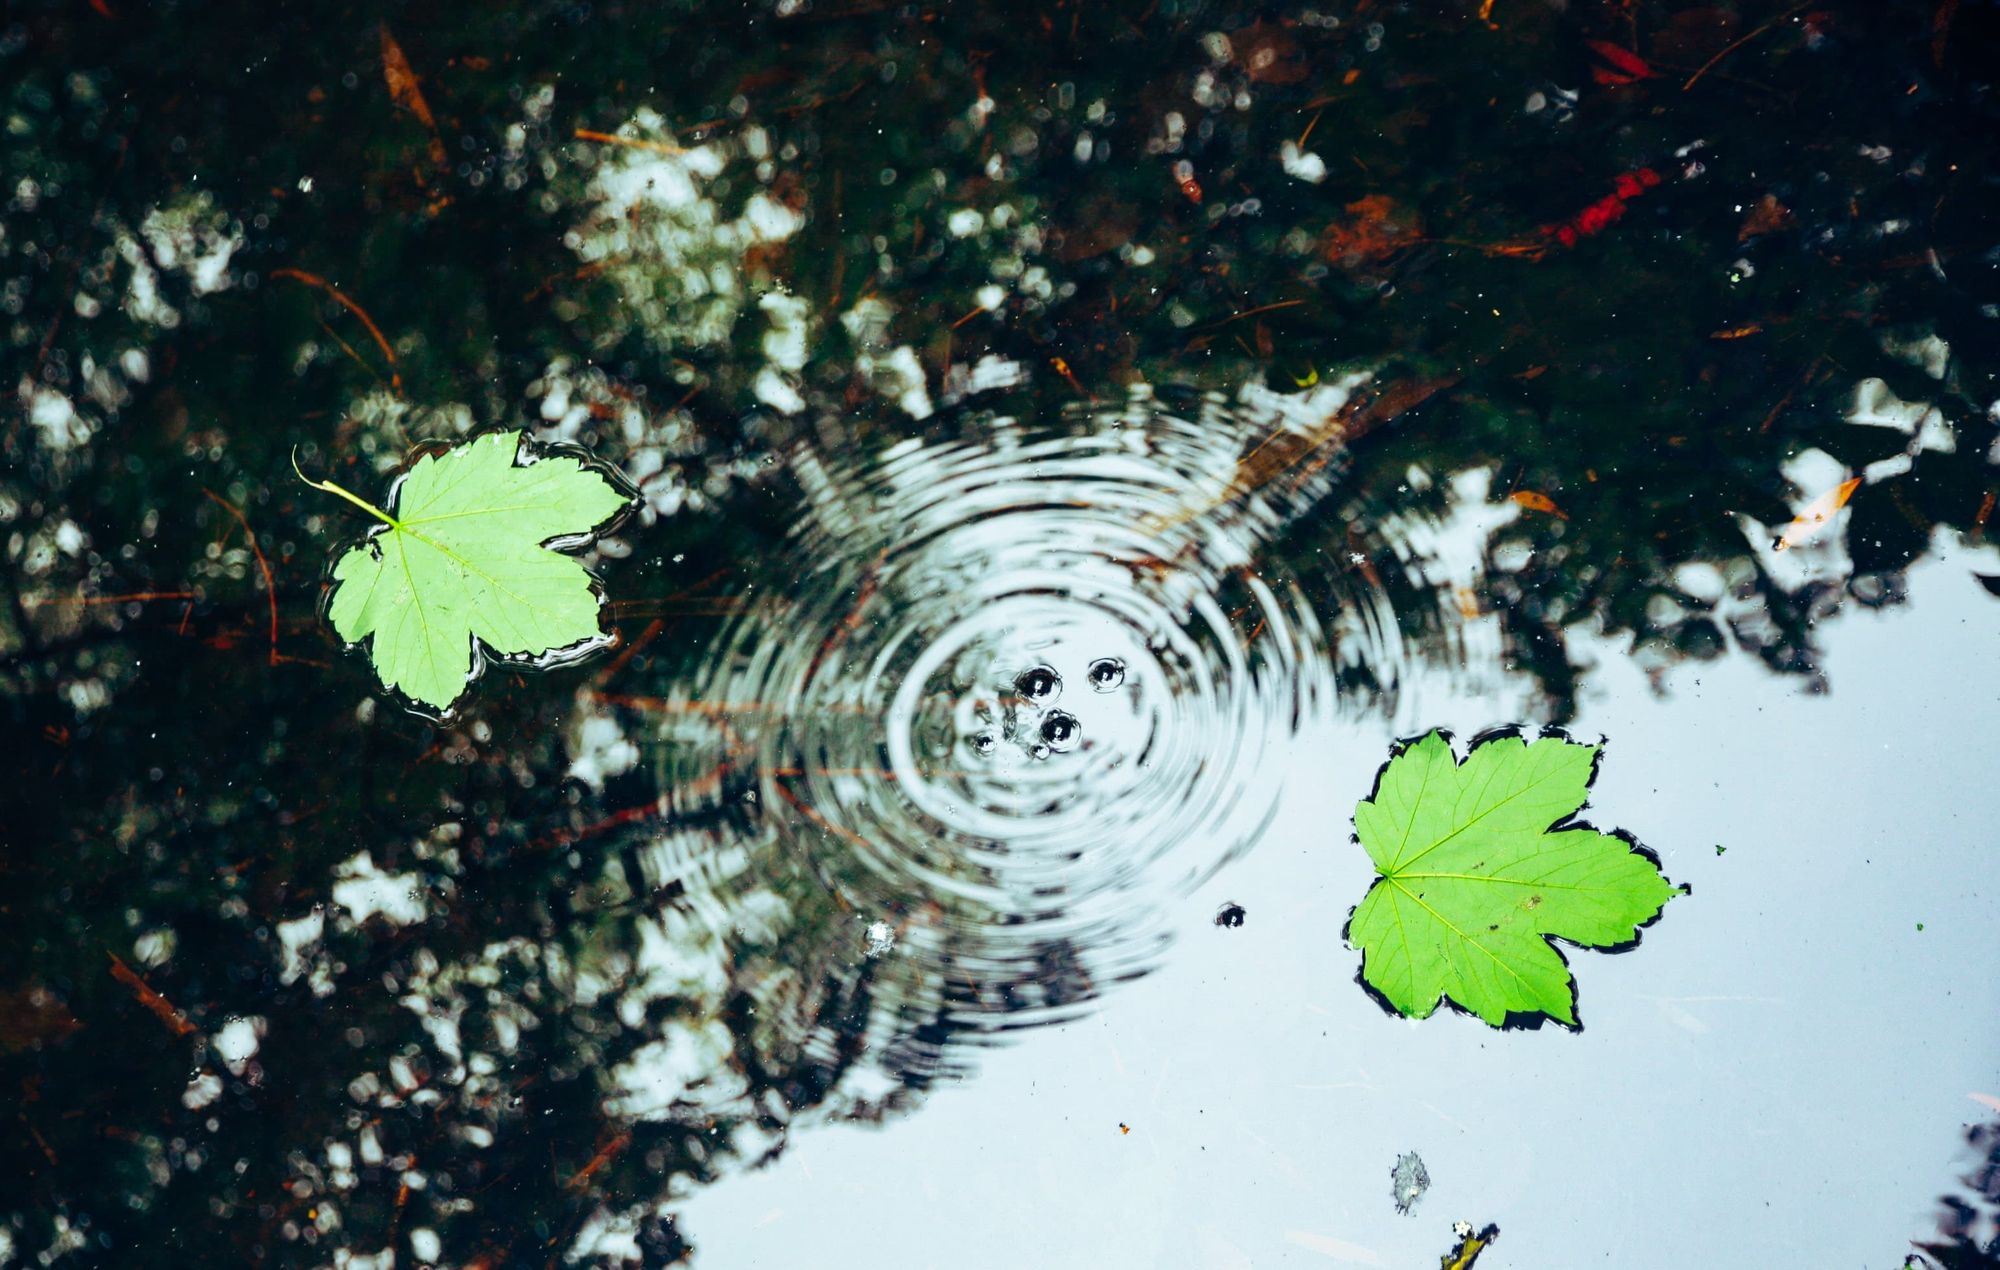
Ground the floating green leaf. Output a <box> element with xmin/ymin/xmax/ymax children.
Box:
<box><xmin>1345</xmin><ymin>730</ymin><xmax>1677</xmax><ymax>1028</ymax></box>
<box><xmin>304</xmin><ymin>430</ymin><xmax>631</xmax><ymax>713</ymax></box>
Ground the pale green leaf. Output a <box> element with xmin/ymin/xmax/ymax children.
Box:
<box><xmin>1345</xmin><ymin>730</ymin><xmax>1677</xmax><ymax>1027</ymax></box>
<box><xmin>311</xmin><ymin>430</ymin><xmax>630</xmax><ymax>712</ymax></box>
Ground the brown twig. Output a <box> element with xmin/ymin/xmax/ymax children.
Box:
<box><xmin>594</xmin><ymin>618</ymin><xmax>665</xmax><ymax>683</ymax></box>
<box><xmin>202</xmin><ymin>490</ymin><xmax>280</xmax><ymax>666</ymax></box>
<box><xmin>107</xmin><ymin>953</ymin><xmax>197</xmax><ymax>1037</ymax></box>
<box><xmin>269</xmin><ymin>268</ymin><xmax>401</xmax><ymax>393</ymax></box>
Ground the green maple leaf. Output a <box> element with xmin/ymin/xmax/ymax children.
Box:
<box><xmin>302</xmin><ymin>430</ymin><xmax>631</xmax><ymax>713</ymax></box>
<box><xmin>1344</xmin><ymin>730</ymin><xmax>1677</xmax><ymax>1028</ymax></box>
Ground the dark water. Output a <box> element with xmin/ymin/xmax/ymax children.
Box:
<box><xmin>3</xmin><ymin>2</ymin><xmax>1999</xmax><ymax>1266</ymax></box>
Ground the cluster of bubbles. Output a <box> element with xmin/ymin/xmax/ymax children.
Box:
<box><xmin>969</xmin><ymin>657</ymin><xmax>1123</xmax><ymax>761</ymax></box>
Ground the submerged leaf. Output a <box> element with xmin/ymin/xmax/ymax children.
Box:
<box><xmin>380</xmin><ymin>24</ymin><xmax>449</xmax><ymax>167</ymax></box>
<box><xmin>1774</xmin><ymin>476</ymin><xmax>1861</xmax><ymax>551</ymax></box>
<box><xmin>1344</xmin><ymin>730</ymin><xmax>1677</xmax><ymax>1027</ymax></box>
<box><xmin>1509</xmin><ymin>490</ymin><xmax>1568</xmax><ymax>519</ymax></box>
<box><xmin>310</xmin><ymin>431</ymin><xmax>631</xmax><ymax>713</ymax></box>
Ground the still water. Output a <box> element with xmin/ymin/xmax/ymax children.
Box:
<box><xmin>3</xmin><ymin>2</ymin><xmax>1998</xmax><ymax>1267</ymax></box>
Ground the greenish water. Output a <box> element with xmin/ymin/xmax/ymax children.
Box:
<box><xmin>2</xmin><ymin>2</ymin><xmax>1998</xmax><ymax>1266</ymax></box>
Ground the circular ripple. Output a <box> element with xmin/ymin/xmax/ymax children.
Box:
<box><xmin>654</xmin><ymin>386</ymin><xmax>1447</xmax><ymax>1026</ymax></box>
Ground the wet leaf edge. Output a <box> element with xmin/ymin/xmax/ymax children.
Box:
<box><xmin>1339</xmin><ymin>724</ymin><xmax>1689</xmax><ymax>1033</ymax></box>
<box><xmin>315</xmin><ymin>428</ymin><xmax>640</xmax><ymax>719</ymax></box>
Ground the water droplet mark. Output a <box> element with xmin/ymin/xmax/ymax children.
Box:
<box><xmin>1087</xmin><ymin>657</ymin><xmax>1126</xmax><ymax>692</ymax></box>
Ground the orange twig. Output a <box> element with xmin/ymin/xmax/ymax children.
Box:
<box><xmin>270</xmin><ymin>268</ymin><xmax>401</xmax><ymax>393</ymax></box>
<box><xmin>594</xmin><ymin>618</ymin><xmax>666</xmax><ymax>683</ymax></box>
<box><xmin>202</xmin><ymin>490</ymin><xmax>279</xmax><ymax>666</ymax></box>
<box><xmin>107</xmin><ymin>953</ymin><xmax>197</xmax><ymax>1037</ymax></box>
<box><xmin>563</xmin><ymin>1132</ymin><xmax>632</xmax><ymax>1190</ymax></box>
<box><xmin>771</xmin><ymin>776</ymin><xmax>869</xmax><ymax>847</ymax></box>
<box><xmin>573</xmin><ymin>128</ymin><xmax>687</xmax><ymax>156</ymax></box>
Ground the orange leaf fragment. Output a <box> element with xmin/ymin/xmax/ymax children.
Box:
<box><xmin>0</xmin><ymin>986</ymin><xmax>82</xmax><ymax>1054</ymax></box>
<box><xmin>1510</xmin><ymin>490</ymin><xmax>1568</xmax><ymax>519</ymax></box>
<box><xmin>1737</xmin><ymin>194</ymin><xmax>1797</xmax><ymax>241</ymax></box>
<box><xmin>1774</xmin><ymin>476</ymin><xmax>1861</xmax><ymax>551</ymax></box>
<box><xmin>379</xmin><ymin>24</ymin><xmax>449</xmax><ymax>167</ymax></box>
<box><xmin>1319</xmin><ymin>195</ymin><xmax>1424</xmax><ymax>268</ymax></box>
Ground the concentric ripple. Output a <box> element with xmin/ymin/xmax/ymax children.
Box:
<box><xmin>644</xmin><ymin>381</ymin><xmax>1499</xmax><ymax>1033</ymax></box>
<box><xmin>650</xmin><ymin>392</ymin><xmax>1329</xmax><ymax>1005</ymax></box>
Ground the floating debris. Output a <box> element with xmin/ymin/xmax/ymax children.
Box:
<box><xmin>1391</xmin><ymin>1151</ymin><xmax>1431</xmax><ymax>1215</ymax></box>
<box><xmin>1214</xmin><ymin>902</ymin><xmax>1247</xmax><ymax>928</ymax></box>
<box><xmin>1440</xmin><ymin>1221</ymin><xmax>1499</xmax><ymax>1269</ymax></box>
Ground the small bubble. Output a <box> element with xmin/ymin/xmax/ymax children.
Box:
<box><xmin>1040</xmin><ymin>711</ymin><xmax>1081</xmax><ymax>751</ymax></box>
<box><xmin>1029</xmin><ymin>742</ymin><xmax>1052</xmax><ymax>761</ymax></box>
<box><xmin>1014</xmin><ymin>665</ymin><xmax>1061</xmax><ymax>704</ymax></box>
<box><xmin>971</xmin><ymin>732</ymin><xmax>997</xmax><ymax>755</ymax></box>
<box><xmin>1087</xmin><ymin>657</ymin><xmax>1126</xmax><ymax>691</ymax></box>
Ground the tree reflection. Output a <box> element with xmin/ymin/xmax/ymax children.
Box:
<box><xmin>2</xmin><ymin>0</ymin><xmax>1997</xmax><ymax>1264</ymax></box>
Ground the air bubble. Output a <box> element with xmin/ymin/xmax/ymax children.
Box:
<box><xmin>1087</xmin><ymin>657</ymin><xmax>1126</xmax><ymax>692</ymax></box>
<box><xmin>1040</xmin><ymin>711</ymin><xmax>1081</xmax><ymax>751</ymax></box>
<box><xmin>971</xmin><ymin>732</ymin><xmax>997</xmax><ymax>755</ymax></box>
<box><xmin>1014</xmin><ymin>665</ymin><xmax>1061</xmax><ymax>704</ymax></box>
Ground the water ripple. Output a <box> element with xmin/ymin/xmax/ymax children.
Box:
<box><xmin>644</xmin><ymin>383</ymin><xmax>1445</xmax><ymax>1031</ymax></box>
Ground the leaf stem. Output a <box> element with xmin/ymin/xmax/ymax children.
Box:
<box><xmin>291</xmin><ymin>449</ymin><xmax>404</xmax><ymax>530</ymax></box>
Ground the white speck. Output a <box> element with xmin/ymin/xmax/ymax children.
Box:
<box><xmin>298</xmin><ymin>176</ymin><xmax>314</xmax><ymax>193</ymax></box>
<box><xmin>864</xmin><ymin>920</ymin><xmax>896</xmax><ymax>957</ymax></box>
<box><xmin>1280</xmin><ymin>140</ymin><xmax>1326</xmax><ymax>184</ymax></box>
<box><xmin>212</xmin><ymin>1016</ymin><xmax>266</xmax><ymax>1075</ymax></box>
<box><xmin>331</xmin><ymin>851</ymin><xmax>426</xmax><ymax>927</ymax></box>
<box><xmin>410</xmin><ymin>1228</ymin><xmax>441</xmax><ymax>1263</ymax></box>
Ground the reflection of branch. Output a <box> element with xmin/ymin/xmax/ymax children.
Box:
<box><xmin>1144</xmin><ymin>373</ymin><xmax>1459</xmax><ymax>534</ymax></box>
